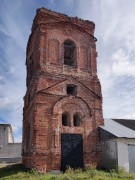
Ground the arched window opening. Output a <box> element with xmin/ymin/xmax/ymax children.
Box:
<box><xmin>64</xmin><ymin>40</ymin><xmax>75</xmax><ymax>66</ymax></box>
<box><xmin>62</xmin><ymin>112</ymin><xmax>70</xmax><ymax>126</ymax></box>
<box><xmin>73</xmin><ymin>113</ymin><xmax>81</xmax><ymax>127</ymax></box>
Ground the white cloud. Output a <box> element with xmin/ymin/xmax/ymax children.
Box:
<box><xmin>112</xmin><ymin>49</ymin><xmax>135</xmax><ymax>76</ymax></box>
<box><xmin>0</xmin><ymin>76</ymin><xmax>4</xmax><ymax>80</ymax></box>
<box><xmin>0</xmin><ymin>97</ymin><xmax>10</xmax><ymax>108</ymax></box>
<box><xmin>63</xmin><ymin>0</ymin><xmax>74</xmax><ymax>6</ymax></box>
<box><xmin>76</xmin><ymin>0</ymin><xmax>135</xmax><ymax>119</ymax></box>
<box><xmin>0</xmin><ymin>0</ymin><xmax>27</xmax><ymax>142</ymax></box>
<box><xmin>12</xmin><ymin>125</ymin><xmax>19</xmax><ymax>132</ymax></box>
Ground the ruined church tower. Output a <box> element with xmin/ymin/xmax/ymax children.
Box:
<box><xmin>22</xmin><ymin>8</ymin><xmax>104</xmax><ymax>172</ymax></box>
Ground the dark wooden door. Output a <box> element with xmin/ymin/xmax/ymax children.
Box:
<box><xmin>61</xmin><ymin>134</ymin><xmax>83</xmax><ymax>171</ymax></box>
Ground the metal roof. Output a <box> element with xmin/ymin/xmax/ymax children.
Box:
<box><xmin>100</xmin><ymin>118</ymin><xmax>135</xmax><ymax>138</ymax></box>
<box><xmin>113</xmin><ymin>119</ymin><xmax>135</xmax><ymax>131</ymax></box>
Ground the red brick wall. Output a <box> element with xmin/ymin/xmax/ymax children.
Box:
<box><xmin>22</xmin><ymin>7</ymin><xmax>104</xmax><ymax>172</ymax></box>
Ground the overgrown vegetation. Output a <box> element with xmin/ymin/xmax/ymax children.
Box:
<box><xmin>0</xmin><ymin>163</ymin><xmax>135</xmax><ymax>180</ymax></box>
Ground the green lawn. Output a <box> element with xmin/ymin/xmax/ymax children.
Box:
<box><xmin>0</xmin><ymin>163</ymin><xmax>135</xmax><ymax>180</ymax></box>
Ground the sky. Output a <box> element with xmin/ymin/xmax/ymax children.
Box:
<box><xmin>0</xmin><ymin>0</ymin><xmax>135</xmax><ymax>142</ymax></box>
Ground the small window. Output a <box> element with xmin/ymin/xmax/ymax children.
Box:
<box><xmin>67</xmin><ymin>85</ymin><xmax>77</xmax><ymax>96</ymax></box>
<box><xmin>64</xmin><ymin>40</ymin><xmax>75</xmax><ymax>66</ymax></box>
<box><xmin>73</xmin><ymin>113</ymin><xmax>81</xmax><ymax>127</ymax></box>
<box><xmin>62</xmin><ymin>113</ymin><xmax>70</xmax><ymax>126</ymax></box>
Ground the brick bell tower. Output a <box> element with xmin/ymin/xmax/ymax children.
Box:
<box><xmin>22</xmin><ymin>7</ymin><xmax>104</xmax><ymax>172</ymax></box>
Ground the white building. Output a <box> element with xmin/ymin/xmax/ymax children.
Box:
<box><xmin>0</xmin><ymin>124</ymin><xmax>22</xmax><ymax>163</ymax></box>
<box><xmin>100</xmin><ymin>119</ymin><xmax>135</xmax><ymax>173</ymax></box>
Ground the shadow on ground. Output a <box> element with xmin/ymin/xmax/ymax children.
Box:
<box><xmin>0</xmin><ymin>163</ymin><xmax>27</xmax><ymax>179</ymax></box>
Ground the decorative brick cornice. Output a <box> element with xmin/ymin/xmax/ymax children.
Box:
<box><xmin>32</xmin><ymin>7</ymin><xmax>95</xmax><ymax>36</ymax></box>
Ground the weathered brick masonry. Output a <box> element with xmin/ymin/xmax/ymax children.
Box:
<box><xmin>22</xmin><ymin>7</ymin><xmax>104</xmax><ymax>172</ymax></box>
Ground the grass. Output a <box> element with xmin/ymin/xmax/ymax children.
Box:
<box><xmin>0</xmin><ymin>163</ymin><xmax>135</xmax><ymax>180</ymax></box>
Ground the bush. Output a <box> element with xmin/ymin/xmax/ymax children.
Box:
<box><xmin>28</xmin><ymin>167</ymin><xmax>39</xmax><ymax>175</ymax></box>
<box><xmin>108</xmin><ymin>165</ymin><xmax>135</xmax><ymax>179</ymax></box>
<box><xmin>85</xmin><ymin>165</ymin><xmax>98</xmax><ymax>178</ymax></box>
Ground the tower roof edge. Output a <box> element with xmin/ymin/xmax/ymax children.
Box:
<box><xmin>32</xmin><ymin>7</ymin><xmax>95</xmax><ymax>35</ymax></box>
